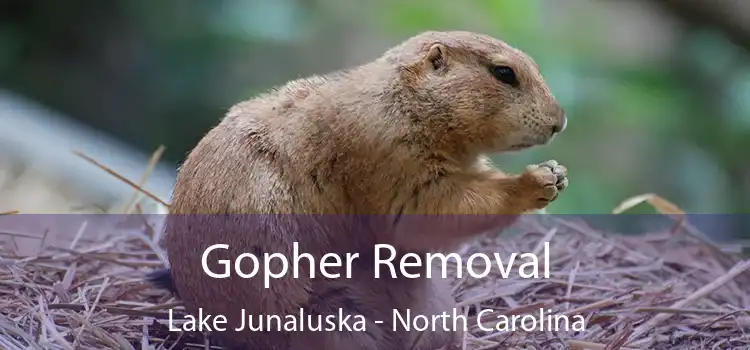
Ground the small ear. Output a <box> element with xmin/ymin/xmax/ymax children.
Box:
<box><xmin>424</xmin><ymin>43</ymin><xmax>447</xmax><ymax>70</ymax></box>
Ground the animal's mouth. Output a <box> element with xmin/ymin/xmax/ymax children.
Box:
<box><xmin>508</xmin><ymin>143</ymin><xmax>534</xmax><ymax>150</ymax></box>
<box><xmin>508</xmin><ymin>134</ymin><xmax>555</xmax><ymax>150</ymax></box>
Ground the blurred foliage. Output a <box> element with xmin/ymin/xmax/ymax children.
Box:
<box><xmin>1</xmin><ymin>0</ymin><xmax>749</xmax><ymax>233</ymax></box>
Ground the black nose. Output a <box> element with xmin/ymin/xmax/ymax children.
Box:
<box><xmin>550</xmin><ymin>105</ymin><xmax>567</xmax><ymax>134</ymax></box>
<box><xmin>552</xmin><ymin>113</ymin><xmax>567</xmax><ymax>134</ymax></box>
<box><xmin>552</xmin><ymin>124</ymin><xmax>561</xmax><ymax>134</ymax></box>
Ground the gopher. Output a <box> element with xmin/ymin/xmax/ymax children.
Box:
<box><xmin>150</xmin><ymin>31</ymin><xmax>568</xmax><ymax>350</ymax></box>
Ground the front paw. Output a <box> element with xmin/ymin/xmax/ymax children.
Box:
<box><xmin>518</xmin><ymin>160</ymin><xmax>568</xmax><ymax>209</ymax></box>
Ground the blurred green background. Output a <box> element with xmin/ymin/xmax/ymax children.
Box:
<box><xmin>0</xmin><ymin>0</ymin><xmax>748</xmax><ymax>219</ymax></box>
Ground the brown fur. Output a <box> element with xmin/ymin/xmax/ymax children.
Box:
<box><xmin>160</xmin><ymin>31</ymin><xmax>568</xmax><ymax>350</ymax></box>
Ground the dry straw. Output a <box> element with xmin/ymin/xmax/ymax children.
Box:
<box><xmin>1</xmin><ymin>148</ymin><xmax>748</xmax><ymax>349</ymax></box>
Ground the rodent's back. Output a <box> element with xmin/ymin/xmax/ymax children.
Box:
<box><xmin>163</xmin><ymin>70</ymin><xmax>415</xmax><ymax>349</ymax></box>
<box><xmin>171</xmin><ymin>67</ymin><xmax>421</xmax><ymax>217</ymax></box>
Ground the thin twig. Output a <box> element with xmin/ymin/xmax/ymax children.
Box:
<box><xmin>72</xmin><ymin>150</ymin><xmax>169</xmax><ymax>207</ymax></box>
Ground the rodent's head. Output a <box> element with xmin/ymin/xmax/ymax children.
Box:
<box><xmin>382</xmin><ymin>31</ymin><xmax>566</xmax><ymax>154</ymax></box>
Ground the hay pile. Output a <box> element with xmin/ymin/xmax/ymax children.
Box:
<box><xmin>0</xmin><ymin>152</ymin><xmax>748</xmax><ymax>349</ymax></box>
<box><xmin>1</xmin><ymin>209</ymin><xmax>748</xmax><ymax>350</ymax></box>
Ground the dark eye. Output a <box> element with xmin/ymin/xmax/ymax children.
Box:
<box><xmin>491</xmin><ymin>65</ymin><xmax>518</xmax><ymax>87</ymax></box>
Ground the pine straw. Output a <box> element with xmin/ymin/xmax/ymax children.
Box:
<box><xmin>0</xmin><ymin>212</ymin><xmax>748</xmax><ymax>350</ymax></box>
<box><xmin>0</xmin><ymin>150</ymin><xmax>748</xmax><ymax>349</ymax></box>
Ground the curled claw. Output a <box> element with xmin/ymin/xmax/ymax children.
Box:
<box><xmin>520</xmin><ymin>160</ymin><xmax>568</xmax><ymax>208</ymax></box>
<box><xmin>552</xmin><ymin>166</ymin><xmax>566</xmax><ymax>177</ymax></box>
<box><xmin>539</xmin><ymin>159</ymin><xmax>567</xmax><ymax>188</ymax></box>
